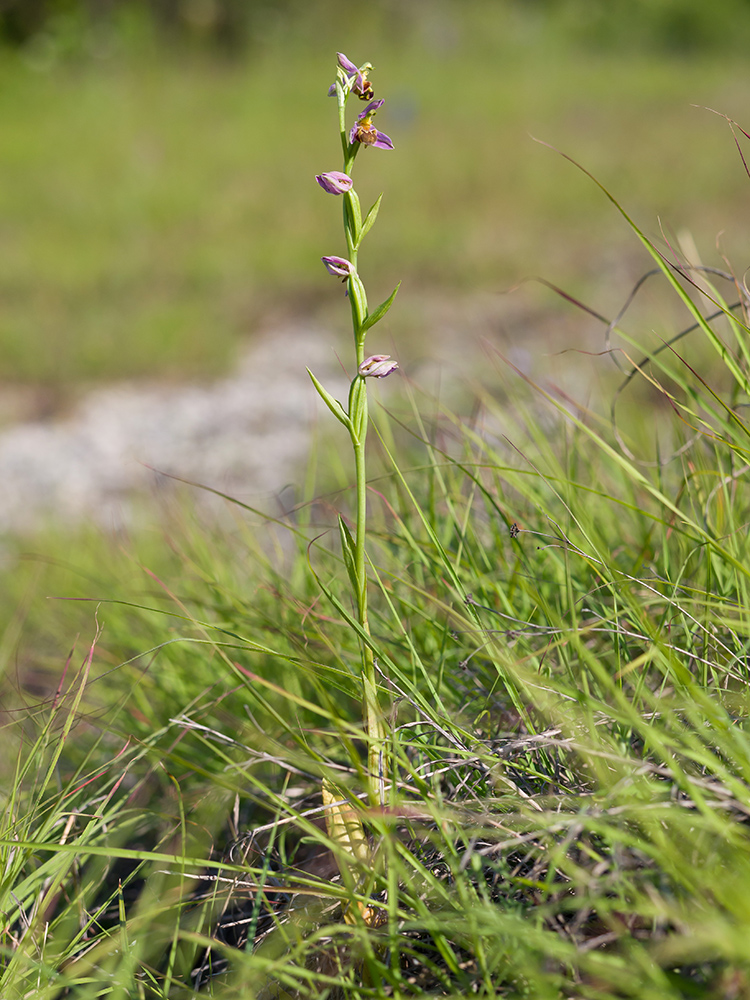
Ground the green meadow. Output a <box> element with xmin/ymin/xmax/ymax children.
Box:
<box><xmin>0</xmin><ymin>4</ymin><xmax>748</xmax><ymax>385</ymax></box>
<box><xmin>3</xmin><ymin>3</ymin><xmax>750</xmax><ymax>996</ymax></box>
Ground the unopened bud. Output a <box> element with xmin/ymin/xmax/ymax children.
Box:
<box><xmin>358</xmin><ymin>354</ymin><xmax>399</xmax><ymax>378</ymax></box>
<box><xmin>315</xmin><ymin>171</ymin><xmax>354</xmax><ymax>196</ymax></box>
<box><xmin>321</xmin><ymin>255</ymin><xmax>355</xmax><ymax>279</ymax></box>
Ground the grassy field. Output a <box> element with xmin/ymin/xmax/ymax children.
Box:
<box><xmin>0</xmin><ymin>3</ymin><xmax>749</xmax><ymax>387</ymax></box>
<box><xmin>3</xmin><ymin>4</ymin><xmax>750</xmax><ymax>997</ymax></box>
<box><xmin>4</xmin><ymin>235</ymin><xmax>750</xmax><ymax>995</ymax></box>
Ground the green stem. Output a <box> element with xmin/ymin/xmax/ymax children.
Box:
<box><xmin>352</xmin><ymin>402</ymin><xmax>384</xmax><ymax>795</ymax></box>
<box><xmin>338</xmin><ymin>80</ymin><xmax>360</xmax><ymax>176</ymax></box>
<box><xmin>337</xmin><ymin>74</ymin><xmax>384</xmax><ymax>802</ymax></box>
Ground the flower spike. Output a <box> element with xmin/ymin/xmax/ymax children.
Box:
<box><xmin>313</xmin><ymin>54</ymin><xmax>398</xmax><ymax>805</ymax></box>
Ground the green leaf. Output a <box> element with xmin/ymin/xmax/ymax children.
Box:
<box><xmin>345</xmin><ymin>189</ymin><xmax>362</xmax><ymax>244</ymax></box>
<box><xmin>306</xmin><ymin>369</ymin><xmax>351</xmax><ymax>430</ymax></box>
<box><xmin>338</xmin><ymin>515</ymin><xmax>360</xmax><ymax>595</ymax></box>
<box><xmin>358</xmin><ymin>193</ymin><xmax>383</xmax><ymax>246</ymax></box>
<box><xmin>348</xmin><ymin>374</ymin><xmax>367</xmax><ymax>444</ymax></box>
<box><xmin>348</xmin><ymin>272</ymin><xmax>369</xmax><ymax>332</ymax></box>
<box><xmin>362</xmin><ymin>281</ymin><xmax>401</xmax><ymax>333</ymax></box>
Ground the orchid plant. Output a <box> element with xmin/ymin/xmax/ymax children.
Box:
<box><xmin>309</xmin><ymin>53</ymin><xmax>400</xmax><ymax>813</ymax></box>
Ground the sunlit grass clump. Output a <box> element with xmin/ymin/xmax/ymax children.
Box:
<box><xmin>3</xmin><ymin>58</ymin><xmax>750</xmax><ymax>1000</ymax></box>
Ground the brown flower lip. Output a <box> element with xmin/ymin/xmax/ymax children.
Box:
<box><xmin>349</xmin><ymin>99</ymin><xmax>394</xmax><ymax>150</ymax></box>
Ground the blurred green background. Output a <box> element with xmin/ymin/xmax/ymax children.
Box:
<box><xmin>0</xmin><ymin>0</ymin><xmax>749</xmax><ymax>396</ymax></box>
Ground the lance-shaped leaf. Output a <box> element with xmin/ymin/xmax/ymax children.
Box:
<box><xmin>338</xmin><ymin>515</ymin><xmax>360</xmax><ymax>596</ymax></box>
<box><xmin>322</xmin><ymin>781</ymin><xmax>369</xmax><ymax>867</ymax></box>
<box><xmin>361</xmin><ymin>280</ymin><xmax>401</xmax><ymax>334</ymax></box>
<box><xmin>344</xmin><ymin>189</ymin><xmax>362</xmax><ymax>244</ymax></box>
<box><xmin>322</xmin><ymin>778</ymin><xmax>369</xmax><ymax>925</ymax></box>
<box><xmin>348</xmin><ymin>373</ymin><xmax>368</xmax><ymax>445</ymax></box>
<box><xmin>358</xmin><ymin>193</ymin><xmax>383</xmax><ymax>246</ymax></box>
<box><xmin>307</xmin><ymin>369</ymin><xmax>351</xmax><ymax>430</ymax></box>
<box><xmin>348</xmin><ymin>271</ymin><xmax>369</xmax><ymax>334</ymax></box>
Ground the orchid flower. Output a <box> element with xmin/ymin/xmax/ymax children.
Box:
<box><xmin>327</xmin><ymin>52</ymin><xmax>374</xmax><ymax>101</ymax></box>
<box><xmin>349</xmin><ymin>99</ymin><xmax>394</xmax><ymax>150</ymax></box>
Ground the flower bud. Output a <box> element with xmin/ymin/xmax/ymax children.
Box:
<box><xmin>330</xmin><ymin>53</ymin><xmax>374</xmax><ymax>101</ymax></box>
<box><xmin>315</xmin><ymin>171</ymin><xmax>354</xmax><ymax>196</ymax></box>
<box><xmin>322</xmin><ymin>256</ymin><xmax>355</xmax><ymax>279</ymax></box>
<box><xmin>358</xmin><ymin>354</ymin><xmax>399</xmax><ymax>378</ymax></box>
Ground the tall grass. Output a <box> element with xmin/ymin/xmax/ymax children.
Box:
<box><xmin>2</xmin><ymin>119</ymin><xmax>750</xmax><ymax>995</ymax></box>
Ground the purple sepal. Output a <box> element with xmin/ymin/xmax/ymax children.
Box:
<box><xmin>337</xmin><ymin>52</ymin><xmax>359</xmax><ymax>75</ymax></box>
<box><xmin>358</xmin><ymin>355</ymin><xmax>399</xmax><ymax>378</ymax></box>
<box><xmin>321</xmin><ymin>255</ymin><xmax>355</xmax><ymax>279</ymax></box>
<box><xmin>315</xmin><ymin>171</ymin><xmax>354</xmax><ymax>195</ymax></box>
